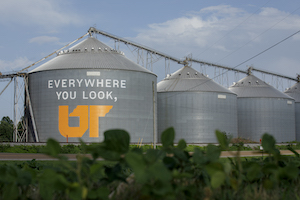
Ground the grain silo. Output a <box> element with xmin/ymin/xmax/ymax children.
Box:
<box><xmin>229</xmin><ymin>74</ymin><xmax>295</xmax><ymax>142</ymax></box>
<box><xmin>157</xmin><ymin>65</ymin><xmax>238</xmax><ymax>143</ymax></box>
<box><xmin>27</xmin><ymin>36</ymin><xmax>157</xmax><ymax>143</ymax></box>
<box><xmin>285</xmin><ymin>81</ymin><xmax>300</xmax><ymax>141</ymax></box>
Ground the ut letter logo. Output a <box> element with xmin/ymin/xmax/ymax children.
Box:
<box><xmin>58</xmin><ymin>105</ymin><xmax>113</xmax><ymax>137</ymax></box>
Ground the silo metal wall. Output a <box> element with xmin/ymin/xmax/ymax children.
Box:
<box><xmin>237</xmin><ymin>98</ymin><xmax>295</xmax><ymax>142</ymax></box>
<box><xmin>28</xmin><ymin>69</ymin><xmax>157</xmax><ymax>143</ymax></box>
<box><xmin>157</xmin><ymin>91</ymin><xmax>238</xmax><ymax>143</ymax></box>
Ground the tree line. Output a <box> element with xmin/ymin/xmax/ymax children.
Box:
<box><xmin>0</xmin><ymin>116</ymin><xmax>13</xmax><ymax>142</ymax></box>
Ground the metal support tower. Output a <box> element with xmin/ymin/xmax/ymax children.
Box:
<box><xmin>13</xmin><ymin>75</ymin><xmax>27</xmax><ymax>142</ymax></box>
<box><xmin>165</xmin><ymin>58</ymin><xmax>170</xmax><ymax>77</ymax></box>
<box><xmin>0</xmin><ymin>32</ymin><xmax>90</xmax><ymax>142</ymax></box>
<box><xmin>199</xmin><ymin>63</ymin><xmax>206</xmax><ymax>75</ymax></box>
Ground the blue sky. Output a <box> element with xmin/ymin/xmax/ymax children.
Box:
<box><xmin>1</xmin><ymin>0</ymin><xmax>300</xmax><ymax>120</ymax></box>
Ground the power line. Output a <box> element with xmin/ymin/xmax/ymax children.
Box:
<box><xmin>233</xmin><ymin>29</ymin><xmax>300</xmax><ymax>69</ymax></box>
<box><xmin>193</xmin><ymin>0</ymin><xmax>271</xmax><ymax>60</ymax></box>
<box><xmin>214</xmin><ymin>5</ymin><xmax>300</xmax><ymax>64</ymax></box>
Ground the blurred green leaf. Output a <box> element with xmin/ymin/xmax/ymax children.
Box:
<box><xmin>98</xmin><ymin>147</ymin><xmax>123</xmax><ymax>161</ymax></box>
<box><xmin>125</xmin><ymin>152</ymin><xmax>148</xmax><ymax>184</ymax></box>
<box><xmin>68</xmin><ymin>182</ymin><xmax>82</xmax><ymax>200</ymax></box>
<box><xmin>90</xmin><ymin>163</ymin><xmax>105</xmax><ymax>178</ymax></box>
<box><xmin>103</xmin><ymin>129</ymin><xmax>130</xmax><ymax>154</ymax></box>
<box><xmin>263</xmin><ymin>179</ymin><xmax>274</xmax><ymax>189</ymax></box>
<box><xmin>261</xmin><ymin>134</ymin><xmax>276</xmax><ymax>153</ymax></box>
<box><xmin>210</xmin><ymin>171</ymin><xmax>226</xmax><ymax>189</ymax></box>
<box><xmin>230</xmin><ymin>178</ymin><xmax>238</xmax><ymax>191</ymax></box>
<box><xmin>206</xmin><ymin>145</ymin><xmax>221</xmax><ymax>162</ymax></box>
<box><xmin>88</xmin><ymin>130</ymin><xmax>130</xmax><ymax>161</ymax></box>
<box><xmin>177</xmin><ymin>139</ymin><xmax>187</xmax><ymax>150</ymax></box>
<box><xmin>285</xmin><ymin>165</ymin><xmax>299</xmax><ymax>179</ymax></box>
<box><xmin>16</xmin><ymin>169</ymin><xmax>32</xmax><ymax>186</ymax></box>
<box><xmin>44</xmin><ymin>138</ymin><xmax>61</xmax><ymax>157</ymax></box>
<box><xmin>245</xmin><ymin>162</ymin><xmax>261</xmax><ymax>182</ymax></box>
<box><xmin>172</xmin><ymin>169</ymin><xmax>193</xmax><ymax>179</ymax></box>
<box><xmin>151</xmin><ymin>180</ymin><xmax>172</xmax><ymax>196</ymax></box>
<box><xmin>193</xmin><ymin>147</ymin><xmax>208</xmax><ymax>165</ymax></box>
<box><xmin>163</xmin><ymin>157</ymin><xmax>177</xmax><ymax>170</ymax></box>
<box><xmin>215</xmin><ymin>130</ymin><xmax>229</xmax><ymax>150</ymax></box>
<box><xmin>88</xmin><ymin>187</ymin><xmax>110</xmax><ymax>199</ymax></box>
<box><xmin>287</xmin><ymin>145</ymin><xmax>299</xmax><ymax>157</ymax></box>
<box><xmin>223</xmin><ymin>162</ymin><xmax>232</xmax><ymax>175</ymax></box>
<box><xmin>2</xmin><ymin>183</ymin><xmax>19</xmax><ymax>200</ymax></box>
<box><xmin>205</xmin><ymin>162</ymin><xmax>224</xmax><ymax>177</ymax></box>
<box><xmin>262</xmin><ymin>163</ymin><xmax>278</xmax><ymax>175</ymax></box>
<box><xmin>144</xmin><ymin>149</ymin><xmax>162</xmax><ymax>164</ymax></box>
<box><xmin>105</xmin><ymin>163</ymin><xmax>126</xmax><ymax>183</ymax></box>
<box><xmin>161</xmin><ymin>127</ymin><xmax>175</xmax><ymax>148</ymax></box>
<box><xmin>277</xmin><ymin>165</ymin><xmax>299</xmax><ymax>180</ymax></box>
<box><xmin>173</xmin><ymin>148</ymin><xmax>189</xmax><ymax>162</ymax></box>
<box><xmin>148</xmin><ymin>162</ymin><xmax>172</xmax><ymax>182</ymax></box>
<box><xmin>39</xmin><ymin>169</ymin><xmax>69</xmax><ymax>200</ymax></box>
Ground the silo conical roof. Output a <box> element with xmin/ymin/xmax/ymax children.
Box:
<box><xmin>285</xmin><ymin>82</ymin><xmax>300</xmax><ymax>102</ymax></box>
<box><xmin>157</xmin><ymin>65</ymin><xmax>235</xmax><ymax>94</ymax></box>
<box><xmin>30</xmin><ymin>37</ymin><xmax>154</xmax><ymax>74</ymax></box>
<box><xmin>27</xmin><ymin>36</ymin><xmax>157</xmax><ymax>143</ymax></box>
<box><xmin>229</xmin><ymin>75</ymin><xmax>293</xmax><ymax>99</ymax></box>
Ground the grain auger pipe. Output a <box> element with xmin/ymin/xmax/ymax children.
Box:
<box><xmin>17</xmin><ymin>32</ymin><xmax>89</xmax><ymax>74</ymax></box>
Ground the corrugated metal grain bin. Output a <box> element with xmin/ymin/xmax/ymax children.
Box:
<box><xmin>229</xmin><ymin>75</ymin><xmax>295</xmax><ymax>142</ymax></box>
<box><xmin>27</xmin><ymin>37</ymin><xmax>157</xmax><ymax>143</ymax></box>
<box><xmin>157</xmin><ymin>66</ymin><xmax>238</xmax><ymax>143</ymax></box>
<box><xmin>285</xmin><ymin>82</ymin><xmax>300</xmax><ymax>141</ymax></box>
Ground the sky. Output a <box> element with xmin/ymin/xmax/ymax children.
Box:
<box><xmin>1</xmin><ymin>0</ymin><xmax>300</xmax><ymax>120</ymax></box>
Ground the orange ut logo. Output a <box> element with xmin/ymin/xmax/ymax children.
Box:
<box><xmin>59</xmin><ymin>105</ymin><xmax>113</xmax><ymax>137</ymax></box>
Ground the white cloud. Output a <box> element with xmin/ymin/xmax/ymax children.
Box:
<box><xmin>29</xmin><ymin>36</ymin><xmax>61</xmax><ymax>45</ymax></box>
<box><xmin>131</xmin><ymin>5</ymin><xmax>300</xmax><ymax>60</ymax></box>
<box><xmin>0</xmin><ymin>57</ymin><xmax>33</xmax><ymax>72</ymax></box>
<box><xmin>0</xmin><ymin>0</ymin><xmax>83</xmax><ymax>29</ymax></box>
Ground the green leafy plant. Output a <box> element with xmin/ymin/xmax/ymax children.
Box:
<box><xmin>1</xmin><ymin>129</ymin><xmax>300</xmax><ymax>199</ymax></box>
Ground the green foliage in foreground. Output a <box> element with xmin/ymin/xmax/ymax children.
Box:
<box><xmin>0</xmin><ymin>142</ymin><xmax>269</xmax><ymax>154</ymax></box>
<box><xmin>1</xmin><ymin>129</ymin><xmax>300</xmax><ymax>199</ymax></box>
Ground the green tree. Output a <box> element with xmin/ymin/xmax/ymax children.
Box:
<box><xmin>0</xmin><ymin>116</ymin><xmax>13</xmax><ymax>142</ymax></box>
